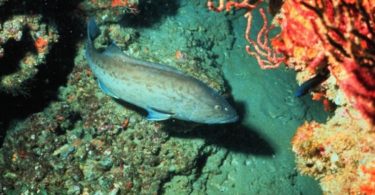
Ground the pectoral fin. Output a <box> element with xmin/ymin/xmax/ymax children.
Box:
<box><xmin>98</xmin><ymin>80</ymin><xmax>119</xmax><ymax>99</ymax></box>
<box><xmin>146</xmin><ymin>107</ymin><xmax>173</xmax><ymax>121</ymax></box>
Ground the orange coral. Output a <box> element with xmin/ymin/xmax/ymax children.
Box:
<box><xmin>281</xmin><ymin>1</ymin><xmax>375</xmax><ymax>193</ymax></box>
<box><xmin>34</xmin><ymin>37</ymin><xmax>48</xmax><ymax>53</ymax></box>
<box><xmin>291</xmin><ymin>106</ymin><xmax>374</xmax><ymax>194</ymax></box>
<box><xmin>111</xmin><ymin>0</ymin><xmax>128</xmax><ymax>7</ymax></box>
<box><xmin>360</xmin><ymin>161</ymin><xmax>375</xmax><ymax>195</ymax></box>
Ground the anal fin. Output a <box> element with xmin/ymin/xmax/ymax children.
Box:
<box><xmin>146</xmin><ymin>107</ymin><xmax>173</xmax><ymax>121</ymax></box>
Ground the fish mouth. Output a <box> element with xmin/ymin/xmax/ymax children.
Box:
<box><xmin>219</xmin><ymin>114</ymin><xmax>239</xmax><ymax>124</ymax></box>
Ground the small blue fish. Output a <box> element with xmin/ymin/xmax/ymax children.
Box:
<box><xmin>294</xmin><ymin>71</ymin><xmax>329</xmax><ymax>97</ymax></box>
<box><xmin>85</xmin><ymin>18</ymin><xmax>238</xmax><ymax>124</ymax></box>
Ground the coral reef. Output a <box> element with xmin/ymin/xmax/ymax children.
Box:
<box><xmin>272</xmin><ymin>0</ymin><xmax>375</xmax><ymax>193</ymax></box>
<box><xmin>0</xmin><ymin>15</ymin><xmax>58</xmax><ymax>95</ymax></box>
<box><xmin>79</xmin><ymin>0</ymin><xmax>139</xmax><ymax>23</ymax></box>
<box><xmin>207</xmin><ymin>0</ymin><xmax>374</xmax><ymax>193</ymax></box>
<box><xmin>0</xmin><ymin>0</ymin><xmax>235</xmax><ymax>194</ymax></box>
<box><xmin>0</xmin><ymin>71</ymin><xmax>205</xmax><ymax>193</ymax></box>
<box><xmin>206</xmin><ymin>0</ymin><xmax>285</xmax><ymax>69</ymax></box>
<box><xmin>208</xmin><ymin>0</ymin><xmax>374</xmax><ymax>124</ymax></box>
<box><xmin>0</xmin><ymin>0</ymin><xmax>142</xmax><ymax>96</ymax></box>
<box><xmin>292</xmin><ymin>107</ymin><xmax>374</xmax><ymax>194</ymax></box>
<box><xmin>273</xmin><ymin>0</ymin><xmax>375</xmax><ymax>124</ymax></box>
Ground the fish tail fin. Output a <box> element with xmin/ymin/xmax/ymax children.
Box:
<box><xmin>87</xmin><ymin>17</ymin><xmax>100</xmax><ymax>42</ymax></box>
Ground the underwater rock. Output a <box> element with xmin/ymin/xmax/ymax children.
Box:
<box><xmin>0</xmin><ymin>0</ymin><xmax>6</xmax><ymax>7</ymax></box>
<box><xmin>0</xmin><ymin>15</ymin><xmax>58</xmax><ymax>95</ymax></box>
<box><xmin>79</xmin><ymin>0</ymin><xmax>139</xmax><ymax>23</ymax></box>
<box><xmin>0</xmin><ymin>0</ymin><xmax>234</xmax><ymax>194</ymax></box>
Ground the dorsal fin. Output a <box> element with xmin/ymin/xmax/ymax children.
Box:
<box><xmin>104</xmin><ymin>42</ymin><xmax>123</xmax><ymax>55</ymax></box>
<box><xmin>87</xmin><ymin>18</ymin><xmax>100</xmax><ymax>42</ymax></box>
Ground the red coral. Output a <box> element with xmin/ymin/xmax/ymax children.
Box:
<box><xmin>207</xmin><ymin>0</ymin><xmax>375</xmax><ymax>123</ymax></box>
<box><xmin>111</xmin><ymin>0</ymin><xmax>128</xmax><ymax>7</ymax></box>
<box><xmin>34</xmin><ymin>37</ymin><xmax>48</xmax><ymax>53</ymax></box>
<box><xmin>307</xmin><ymin>0</ymin><xmax>375</xmax><ymax>124</ymax></box>
<box><xmin>207</xmin><ymin>0</ymin><xmax>259</xmax><ymax>12</ymax></box>
<box><xmin>244</xmin><ymin>8</ymin><xmax>285</xmax><ymax>69</ymax></box>
<box><xmin>360</xmin><ymin>162</ymin><xmax>375</xmax><ymax>194</ymax></box>
<box><xmin>274</xmin><ymin>0</ymin><xmax>375</xmax><ymax>124</ymax></box>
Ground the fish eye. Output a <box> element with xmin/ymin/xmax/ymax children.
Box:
<box><xmin>224</xmin><ymin>107</ymin><xmax>229</xmax><ymax>112</ymax></box>
<box><xmin>214</xmin><ymin>105</ymin><xmax>222</xmax><ymax>110</ymax></box>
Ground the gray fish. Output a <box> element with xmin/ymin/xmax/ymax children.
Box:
<box><xmin>85</xmin><ymin>18</ymin><xmax>238</xmax><ymax>124</ymax></box>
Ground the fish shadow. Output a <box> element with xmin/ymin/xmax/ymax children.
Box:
<box><xmin>114</xmin><ymin>92</ymin><xmax>274</xmax><ymax>156</ymax></box>
<box><xmin>163</xmin><ymin>101</ymin><xmax>274</xmax><ymax>156</ymax></box>
<box><xmin>165</xmin><ymin>120</ymin><xmax>275</xmax><ymax>156</ymax></box>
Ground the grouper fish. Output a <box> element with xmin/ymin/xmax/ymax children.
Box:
<box><xmin>85</xmin><ymin>18</ymin><xmax>238</xmax><ymax>124</ymax></box>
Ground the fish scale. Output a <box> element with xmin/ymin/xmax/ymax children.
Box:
<box><xmin>85</xmin><ymin>18</ymin><xmax>238</xmax><ymax>124</ymax></box>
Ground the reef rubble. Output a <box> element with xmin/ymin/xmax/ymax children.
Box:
<box><xmin>0</xmin><ymin>15</ymin><xmax>58</xmax><ymax>95</ymax></box>
<box><xmin>0</xmin><ymin>0</ymin><xmax>235</xmax><ymax>194</ymax></box>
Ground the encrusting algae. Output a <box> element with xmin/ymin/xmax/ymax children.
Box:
<box><xmin>292</xmin><ymin>107</ymin><xmax>374</xmax><ymax>194</ymax></box>
<box><xmin>0</xmin><ymin>15</ymin><xmax>58</xmax><ymax>95</ymax></box>
<box><xmin>0</xmin><ymin>0</ymin><xmax>237</xmax><ymax>194</ymax></box>
<box><xmin>1</xmin><ymin>0</ymin><xmax>374</xmax><ymax>193</ymax></box>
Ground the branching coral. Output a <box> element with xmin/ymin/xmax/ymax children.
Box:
<box><xmin>207</xmin><ymin>0</ymin><xmax>285</xmax><ymax>69</ymax></box>
<box><xmin>275</xmin><ymin>0</ymin><xmax>375</xmax><ymax>193</ymax></box>
<box><xmin>273</xmin><ymin>0</ymin><xmax>375</xmax><ymax>124</ymax></box>
<box><xmin>244</xmin><ymin>7</ymin><xmax>285</xmax><ymax>69</ymax></box>
<box><xmin>207</xmin><ymin>0</ymin><xmax>374</xmax><ymax>193</ymax></box>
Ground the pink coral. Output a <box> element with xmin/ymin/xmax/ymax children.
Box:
<box><xmin>207</xmin><ymin>0</ymin><xmax>285</xmax><ymax>68</ymax></box>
